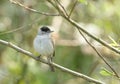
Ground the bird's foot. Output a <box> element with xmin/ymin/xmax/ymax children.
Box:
<box><xmin>36</xmin><ymin>55</ymin><xmax>41</xmax><ymax>60</ymax></box>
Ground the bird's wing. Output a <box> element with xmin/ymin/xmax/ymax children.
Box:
<box><xmin>51</xmin><ymin>38</ymin><xmax>55</xmax><ymax>57</ymax></box>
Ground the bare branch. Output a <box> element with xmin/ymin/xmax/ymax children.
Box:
<box><xmin>55</xmin><ymin>0</ymin><xmax>69</xmax><ymax>16</ymax></box>
<box><xmin>0</xmin><ymin>17</ymin><xmax>43</xmax><ymax>35</ymax></box>
<box><xmin>47</xmin><ymin>0</ymin><xmax>67</xmax><ymax>16</ymax></box>
<box><xmin>65</xmin><ymin>18</ymin><xmax>120</xmax><ymax>55</ymax></box>
<box><xmin>47</xmin><ymin>0</ymin><xmax>120</xmax><ymax>79</ymax></box>
<box><xmin>77</xmin><ymin>29</ymin><xmax>120</xmax><ymax>78</ymax></box>
<box><xmin>0</xmin><ymin>39</ymin><xmax>104</xmax><ymax>84</ymax></box>
<box><xmin>9</xmin><ymin>0</ymin><xmax>59</xmax><ymax>16</ymax></box>
<box><xmin>68</xmin><ymin>0</ymin><xmax>78</xmax><ymax>18</ymax></box>
<box><xmin>47</xmin><ymin>1</ymin><xmax>120</xmax><ymax>55</ymax></box>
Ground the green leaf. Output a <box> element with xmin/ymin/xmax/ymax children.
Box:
<box><xmin>100</xmin><ymin>67</ymin><xmax>114</xmax><ymax>76</ymax></box>
<box><xmin>109</xmin><ymin>36</ymin><xmax>118</xmax><ymax>46</ymax></box>
<box><xmin>78</xmin><ymin>0</ymin><xmax>88</xmax><ymax>5</ymax></box>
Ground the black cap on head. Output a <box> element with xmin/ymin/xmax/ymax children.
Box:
<box><xmin>40</xmin><ymin>26</ymin><xmax>50</xmax><ymax>32</ymax></box>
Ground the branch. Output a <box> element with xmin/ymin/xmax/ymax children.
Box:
<box><xmin>0</xmin><ymin>39</ymin><xmax>104</xmax><ymax>84</ymax></box>
<box><xmin>77</xmin><ymin>29</ymin><xmax>120</xmax><ymax>78</ymax></box>
<box><xmin>47</xmin><ymin>0</ymin><xmax>120</xmax><ymax>56</ymax></box>
<box><xmin>55</xmin><ymin>0</ymin><xmax>69</xmax><ymax>16</ymax></box>
<box><xmin>0</xmin><ymin>17</ymin><xmax>43</xmax><ymax>35</ymax></box>
<box><xmin>47</xmin><ymin>0</ymin><xmax>68</xmax><ymax>17</ymax></box>
<box><xmin>9</xmin><ymin>0</ymin><xmax>59</xmax><ymax>16</ymax></box>
<box><xmin>65</xmin><ymin>17</ymin><xmax>120</xmax><ymax>54</ymax></box>
<box><xmin>68</xmin><ymin>0</ymin><xmax>78</xmax><ymax>18</ymax></box>
<box><xmin>47</xmin><ymin>0</ymin><xmax>120</xmax><ymax>79</ymax></box>
<box><xmin>63</xmin><ymin>5</ymin><xmax>120</xmax><ymax>79</ymax></box>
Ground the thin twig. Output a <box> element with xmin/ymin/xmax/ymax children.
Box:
<box><xmin>77</xmin><ymin>29</ymin><xmax>120</xmax><ymax>78</ymax></box>
<box><xmin>88</xmin><ymin>60</ymin><xmax>100</xmax><ymax>76</ymax></box>
<box><xmin>47</xmin><ymin>0</ymin><xmax>66</xmax><ymax>17</ymax></box>
<box><xmin>55</xmin><ymin>0</ymin><xmax>69</xmax><ymax>16</ymax></box>
<box><xmin>47</xmin><ymin>0</ymin><xmax>120</xmax><ymax>79</ymax></box>
<box><xmin>0</xmin><ymin>17</ymin><xmax>44</xmax><ymax>35</ymax></box>
<box><xmin>48</xmin><ymin>0</ymin><xmax>64</xmax><ymax>16</ymax></box>
<box><xmin>64</xmin><ymin>17</ymin><xmax>120</xmax><ymax>55</ymax></box>
<box><xmin>68</xmin><ymin>0</ymin><xmax>78</xmax><ymax>18</ymax></box>
<box><xmin>47</xmin><ymin>0</ymin><xmax>120</xmax><ymax>55</ymax></box>
<box><xmin>47</xmin><ymin>0</ymin><xmax>57</xmax><ymax>10</ymax></box>
<box><xmin>0</xmin><ymin>39</ymin><xmax>104</xmax><ymax>84</ymax></box>
<box><xmin>9</xmin><ymin>0</ymin><xmax>59</xmax><ymax>16</ymax></box>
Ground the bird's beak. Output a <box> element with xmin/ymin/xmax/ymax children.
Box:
<box><xmin>51</xmin><ymin>31</ymin><xmax>54</xmax><ymax>33</ymax></box>
<box><xmin>48</xmin><ymin>31</ymin><xmax>54</xmax><ymax>33</ymax></box>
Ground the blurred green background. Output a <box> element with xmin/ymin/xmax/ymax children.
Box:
<box><xmin>0</xmin><ymin>0</ymin><xmax>120</xmax><ymax>84</ymax></box>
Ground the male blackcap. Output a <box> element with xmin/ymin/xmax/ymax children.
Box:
<box><xmin>33</xmin><ymin>26</ymin><xmax>55</xmax><ymax>72</ymax></box>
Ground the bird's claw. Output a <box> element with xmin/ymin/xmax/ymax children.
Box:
<box><xmin>36</xmin><ymin>55</ymin><xmax>41</xmax><ymax>60</ymax></box>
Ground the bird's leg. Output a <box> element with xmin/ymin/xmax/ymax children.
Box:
<box><xmin>47</xmin><ymin>56</ymin><xmax>55</xmax><ymax>72</ymax></box>
<box><xmin>36</xmin><ymin>55</ymin><xmax>41</xmax><ymax>60</ymax></box>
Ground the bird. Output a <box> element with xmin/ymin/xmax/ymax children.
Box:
<box><xmin>33</xmin><ymin>26</ymin><xmax>55</xmax><ymax>72</ymax></box>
